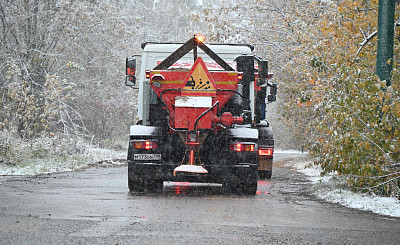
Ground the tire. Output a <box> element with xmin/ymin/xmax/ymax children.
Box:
<box><xmin>128</xmin><ymin>176</ymin><xmax>163</xmax><ymax>193</ymax></box>
<box><xmin>243</xmin><ymin>177</ymin><xmax>258</xmax><ymax>195</ymax></box>
<box><xmin>222</xmin><ymin>180</ymin><xmax>237</xmax><ymax>194</ymax></box>
<box><xmin>144</xmin><ymin>178</ymin><xmax>163</xmax><ymax>193</ymax></box>
<box><xmin>258</xmin><ymin>170</ymin><xmax>272</xmax><ymax>179</ymax></box>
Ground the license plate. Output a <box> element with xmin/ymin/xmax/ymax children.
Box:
<box><xmin>134</xmin><ymin>154</ymin><xmax>161</xmax><ymax>161</ymax></box>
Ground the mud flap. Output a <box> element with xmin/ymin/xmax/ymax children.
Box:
<box><xmin>128</xmin><ymin>163</ymin><xmax>163</xmax><ymax>193</ymax></box>
<box><xmin>222</xmin><ymin>165</ymin><xmax>258</xmax><ymax>195</ymax></box>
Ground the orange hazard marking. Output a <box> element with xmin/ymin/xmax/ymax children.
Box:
<box><xmin>182</xmin><ymin>57</ymin><xmax>216</xmax><ymax>96</ymax></box>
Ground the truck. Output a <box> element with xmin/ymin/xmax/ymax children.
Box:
<box><xmin>125</xmin><ymin>35</ymin><xmax>277</xmax><ymax>194</ymax></box>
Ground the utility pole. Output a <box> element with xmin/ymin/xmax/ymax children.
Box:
<box><xmin>376</xmin><ymin>0</ymin><xmax>396</xmax><ymax>86</ymax></box>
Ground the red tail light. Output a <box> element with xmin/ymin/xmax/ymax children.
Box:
<box><xmin>132</xmin><ymin>141</ymin><xmax>157</xmax><ymax>149</ymax></box>
<box><xmin>258</xmin><ymin>148</ymin><xmax>273</xmax><ymax>156</ymax></box>
<box><xmin>230</xmin><ymin>143</ymin><xmax>255</xmax><ymax>152</ymax></box>
<box><xmin>231</xmin><ymin>143</ymin><xmax>242</xmax><ymax>152</ymax></box>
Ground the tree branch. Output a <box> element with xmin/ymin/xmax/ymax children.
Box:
<box><xmin>356</xmin><ymin>30</ymin><xmax>377</xmax><ymax>56</ymax></box>
<box><xmin>355</xmin><ymin>21</ymin><xmax>400</xmax><ymax>59</ymax></box>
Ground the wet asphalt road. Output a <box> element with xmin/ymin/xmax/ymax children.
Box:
<box><xmin>1</xmin><ymin>152</ymin><xmax>400</xmax><ymax>245</ymax></box>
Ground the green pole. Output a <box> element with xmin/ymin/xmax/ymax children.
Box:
<box><xmin>376</xmin><ymin>0</ymin><xmax>396</xmax><ymax>86</ymax></box>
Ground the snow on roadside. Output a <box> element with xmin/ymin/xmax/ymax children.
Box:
<box><xmin>282</xmin><ymin>151</ymin><xmax>400</xmax><ymax>218</ymax></box>
<box><xmin>0</xmin><ymin>147</ymin><xmax>126</xmax><ymax>176</ymax></box>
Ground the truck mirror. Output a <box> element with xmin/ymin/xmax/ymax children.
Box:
<box><xmin>267</xmin><ymin>94</ymin><xmax>276</xmax><ymax>103</ymax></box>
<box><xmin>267</xmin><ymin>83</ymin><xmax>277</xmax><ymax>103</ymax></box>
<box><xmin>126</xmin><ymin>58</ymin><xmax>136</xmax><ymax>86</ymax></box>
<box><xmin>258</xmin><ymin>60</ymin><xmax>268</xmax><ymax>79</ymax></box>
<box><xmin>269</xmin><ymin>83</ymin><xmax>277</xmax><ymax>95</ymax></box>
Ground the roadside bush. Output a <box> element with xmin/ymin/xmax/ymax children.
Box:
<box><xmin>281</xmin><ymin>0</ymin><xmax>400</xmax><ymax>198</ymax></box>
<box><xmin>0</xmin><ymin>130</ymin><xmax>85</xmax><ymax>166</ymax></box>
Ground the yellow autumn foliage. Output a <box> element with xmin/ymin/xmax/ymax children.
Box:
<box><xmin>281</xmin><ymin>0</ymin><xmax>400</xmax><ymax>197</ymax></box>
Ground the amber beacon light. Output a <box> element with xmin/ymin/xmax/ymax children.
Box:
<box><xmin>195</xmin><ymin>34</ymin><xmax>205</xmax><ymax>43</ymax></box>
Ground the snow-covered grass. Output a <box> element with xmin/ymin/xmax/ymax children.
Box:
<box><xmin>0</xmin><ymin>145</ymin><xmax>126</xmax><ymax>176</ymax></box>
<box><xmin>0</xmin><ymin>132</ymin><xmax>126</xmax><ymax>176</ymax></box>
<box><xmin>283</xmin><ymin>152</ymin><xmax>400</xmax><ymax>218</ymax></box>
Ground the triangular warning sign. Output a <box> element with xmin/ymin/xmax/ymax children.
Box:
<box><xmin>181</xmin><ymin>57</ymin><xmax>216</xmax><ymax>97</ymax></box>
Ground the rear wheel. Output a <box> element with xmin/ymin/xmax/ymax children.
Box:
<box><xmin>258</xmin><ymin>170</ymin><xmax>272</xmax><ymax>179</ymax></box>
<box><xmin>244</xmin><ymin>177</ymin><xmax>258</xmax><ymax>194</ymax></box>
<box><xmin>128</xmin><ymin>167</ymin><xmax>163</xmax><ymax>193</ymax></box>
